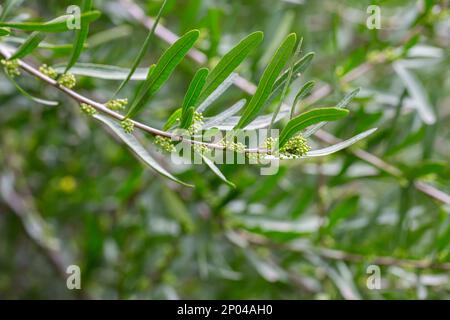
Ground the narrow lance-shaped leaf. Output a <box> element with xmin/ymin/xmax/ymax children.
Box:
<box><xmin>114</xmin><ymin>0</ymin><xmax>167</xmax><ymax>96</ymax></box>
<box><xmin>236</xmin><ymin>33</ymin><xmax>297</xmax><ymax>129</ymax></box>
<box><xmin>290</xmin><ymin>80</ymin><xmax>315</xmax><ymax>119</ymax></box>
<box><xmin>197</xmin><ymin>31</ymin><xmax>264</xmax><ymax>104</ymax></box>
<box><xmin>0</xmin><ymin>11</ymin><xmax>101</xmax><ymax>32</ymax></box>
<box><xmin>269</xmin><ymin>37</ymin><xmax>303</xmax><ymax>130</ymax></box>
<box><xmin>9</xmin><ymin>31</ymin><xmax>46</xmax><ymax>60</ymax></box>
<box><xmin>201</xmin><ymin>155</ymin><xmax>235</xmax><ymax>188</ymax></box>
<box><xmin>306</xmin><ymin>128</ymin><xmax>377</xmax><ymax>157</ymax></box>
<box><xmin>64</xmin><ymin>0</ymin><xmax>93</xmax><ymax>73</ymax></box>
<box><xmin>278</xmin><ymin>107</ymin><xmax>349</xmax><ymax>148</ymax></box>
<box><xmin>163</xmin><ymin>108</ymin><xmax>182</xmax><ymax>130</ymax></box>
<box><xmin>126</xmin><ymin>29</ymin><xmax>200</xmax><ymax>118</ymax></box>
<box><xmin>182</xmin><ymin>67</ymin><xmax>208</xmax><ymax>116</ymax></box>
<box><xmin>94</xmin><ymin>114</ymin><xmax>193</xmax><ymax>187</ymax></box>
<box><xmin>303</xmin><ymin>88</ymin><xmax>360</xmax><ymax>138</ymax></box>
<box><xmin>5</xmin><ymin>72</ymin><xmax>58</xmax><ymax>106</ymax></box>
<box><xmin>179</xmin><ymin>107</ymin><xmax>195</xmax><ymax>129</ymax></box>
<box><xmin>53</xmin><ymin>63</ymin><xmax>148</xmax><ymax>80</ymax></box>
<box><xmin>264</xmin><ymin>52</ymin><xmax>315</xmax><ymax>109</ymax></box>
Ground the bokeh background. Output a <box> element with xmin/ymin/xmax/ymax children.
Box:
<box><xmin>0</xmin><ymin>0</ymin><xmax>449</xmax><ymax>299</ymax></box>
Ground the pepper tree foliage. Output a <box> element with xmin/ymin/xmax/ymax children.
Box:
<box><xmin>0</xmin><ymin>0</ymin><xmax>449</xmax><ymax>299</ymax></box>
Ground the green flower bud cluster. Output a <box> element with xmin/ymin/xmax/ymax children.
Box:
<box><xmin>220</xmin><ymin>139</ymin><xmax>246</xmax><ymax>153</ymax></box>
<box><xmin>121</xmin><ymin>118</ymin><xmax>134</xmax><ymax>134</ymax></box>
<box><xmin>188</xmin><ymin>112</ymin><xmax>204</xmax><ymax>135</ymax></box>
<box><xmin>39</xmin><ymin>64</ymin><xmax>58</xmax><ymax>79</ymax></box>
<box><xmin>80</xmin><ymin>103</ymin><xmax>97</xmax><ymax>116</ymax></box>
<box><xmin>106</xmin><ymin>98</ymin><xmax>128</xmax><ymax>111</ymax></box>
<box><xmin>155</xmin><ymin>136</ymin><xmax>176</xmax><ymax>153</ymax></box>
<box><xmin>193</xmin><ymin>143</ymin><xmax>209</xmax><ymax>155</ymax></box>
<box><xmin>263</xmin><ymin>137</ymin><xmax>277</xmax><ymax>153</ymax></box>
<box><xmin>279</xmin><ymin>134</ymin><xmax>310</xmax><ymax>158</ymax></box>
<box><xmin>57</xmin><ymin>72</ymin><xmax>76</xmax><ymax>89</ymax></box>
<box><xmin>1</xmin><ymin>59</ymin><xmax>20</xmax><ymax>77</ymax></box>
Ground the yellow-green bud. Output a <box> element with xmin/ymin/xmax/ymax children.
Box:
<box><xmin>279</xmin><ymin>134</ymin><xmax>310</xmax><ymax>158</ymax></box>
<box><xmin>1</xmin><ymin>59</ymin><xmax>20</xmax><ymax>77</ymax></box>
<box><xmin>106</xmin><ymin>98</ymin><xmax>128</xmax><ymax>111</ymax></box>
<box><xmin>57</xmin><ymin>73</ymin><xmax>76</xmax><ymax>89</ymax></box>
<box><xmin>121</xmin><ymin>118</ymin><xmax>134</xmax><ymax>134</ymax></box>
<box><xmin>39</xmin><ymin>64</ymin><xmax>58</xmax><ymax>79</ymax></box>
<box><xmin>80</xmin><ymin>103</ymin><xmax>97</xmax><ymax>116</ymax></box>
<box><xmin>155</xmin><ymin>136</ymin><xmax>176</xmax><ymax>153</ymax></box>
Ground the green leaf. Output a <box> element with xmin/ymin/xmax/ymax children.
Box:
<box><xmin>202</xmin><ymin>99</ymin><xmax>246</xmax><ymax>129</ymax></box>
<box><xmin>9</xmin><ymin>31</ymin><xmax>45</xmax><ymax>59</ymax></box>
<box><xmin>179</xmin><ymin>107</ymin><xmax>195</xmax><ymax>129</ymax></box>
<box><xmin>268</xmin><ymin>52</ymin><xmax>315</xmax><ymax>108</ymax></box>
<box><xmin>393</xmin><ymin>61</ymin><xmax>435</xmax><ymax>124</ymax></box>
<box><xmin>114</xmin><ymin>0</ymin><xmax>167</xmax><ymax>96</ymax></box>
<box><xmin>290</xmin><ymin>80</ymin><xmax>315</xmax><ymax>119</ymax></box>
<box><xmin>0</xmin><ymin>11</ymin><xmax>101</xmax><ymax>32</ymax></box>
<box><xmin>94</xmin><ymin>114</ymin><xmax>193</xmax><ymax>187</ymax></box>
<box><xmin>279</xmin><ymin>107</ymin><xmax>349</xmax><ymax>148</ymax></box>
<box><xmin>182</xmin><ymin>67</ymin><xmax>208</xmax><ymax>116</ymax></box>
<box><xmin>0</xmin><ymin>0</ymin><xmax>23</xmax><ymax>22</ymax></box>
<box><xmin>201</xmin><ymin>155</ymin><xmax>235</xmax><ymax>188</ymax></box>
<box><xmin>236</xmin><ymin>33</ymin><xmax>297</xmax><ymax>129</ymax></box>
<box><xmin>196</xmin><ymin>72</ymin><xmax>237</xmax><ymax>112</ymax></box>
<box><xmin>303</xmin><ymin>88</ymin><xmax>360</xmax><ymax>138</ymax></box>
<box><xmin>64</xmin><ymin>0</ymin><xmax>93</xmax><ymax>73</ymax></box>
<box><xmin>198</xmin><ymin>31</ymin><xmax>263</xmax><ymax>104</ymax></box>
<box><xmin>126</xmin><ymin>29</ymin><xmax>200</xmax><ymax>118</ymax></box>
<box><xmin>53</xmin><ymin>63</ymin><xmax>148</xmax><ymax>80</ymax></box>
<box><xmin>0</xmin><ymin>27</ymin><xmax>10</xmax><ymax>36</ymax></box>
<box><xmin>306</xmin><ymin>128</ymin><xmax>377</xmax><ymax>157</ymax></box>
<box><xmin>163</xmin><ymin>108</ymin><xmax>182</xmax><ymax>130</ymax></box>
<box><xmin>5</xmin><ymin>72</ymin><xmax>58</xmax><ymax>106</ymax></box>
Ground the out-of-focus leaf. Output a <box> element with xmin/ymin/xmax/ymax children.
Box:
<box><xmin>114</xmin><ymin>0</ymin><xmax>166</xmax><ymax>95</ymax></box>
<box><xmin>393</xmin><ymin>61</ymin><xmax>435</xmax><ymax>124</ymax></box>
<box><xmin>0</xmin><ymin>0</ymin><xmax>23</xmax><ymax>21</ymax></box>
<box><xmin>161</xmin><ymin>186</ymin><xmax>195</xmax><ymax>233</ymax></box>
<box><xmin>325</xmin><ymin>195</ymin><xmax>359</xmax><ymax>231</ymax></box>
<box><xmin>94</xmin><ymin>114</ymin><xmax>193</xmax><ymax>187</ymax></box>
<box><xmin>236</xmin><ymin>33</ymin><xmax>297</xmax><ymax>129</ymax></box>
<box><xmin>9</xmin><ymin>31</ymin><xmax>45</xmax><ymax>59</ymax></box>
<box><xmin>126</xmin><ymin>29</ymin><xmax>200</xmax><ymax>118</ymax></box>
<box><xmin>0</xmin><ymin>27</ymin><xmax>10</xmax><ymax>36</ymax></box>
<box><xmin>0</xmin><ymin>11</ymin><xmax>101</xmax><ymax>32</ymax></box>
<box><xmin>279</xmin><ymin>107</ymin><xmax>349</xmax><ymax>148</ymax></box>
<box><xmin>197</xmin><ymin>31</ymin><xmax>263</xmax><ymax>104</ymax></box>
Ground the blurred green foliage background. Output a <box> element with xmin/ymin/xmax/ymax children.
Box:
<box><xmin>0</xmin><ymin>0</ymin><xmax>449</xmax><ymax>299</ymax></box>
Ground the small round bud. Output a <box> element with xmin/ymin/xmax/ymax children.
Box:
<box><xmin>57</xmin><ymin>73</ymin><xmax>76</xmax><ymax>89</ymax></box>
<box><xmin>121</xmin><ymin>118</ymin><xmax>135</xmax><ymax>134</ymax></box>
<box><xmin>1</xmin><ymin>59</ymin><xmax>20</xmax><ymax>77</ymax></box>
<box><xmin>80</xmin><ymin>103</ymin><xmax>97</xmax><ymax>116</ymax></box>
<box><xmin>106</xmin><ymin>98</ymin><xmax>128</xmax><ymax>111</ymax></box>
<box><xmin>39</xmin><ymin>64</ymin><xmax>58</xmax><ymax>79</ymax></box>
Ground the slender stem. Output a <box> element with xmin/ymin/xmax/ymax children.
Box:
<box><xmin>118</xmin><ymin>0</ymin><xmax>450</xmax><ymax>206</ymax></box>
<box><xmin>0</xmin><ymin>44</ymin><xmax>262</xmax><ymax>154</ymax></box>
